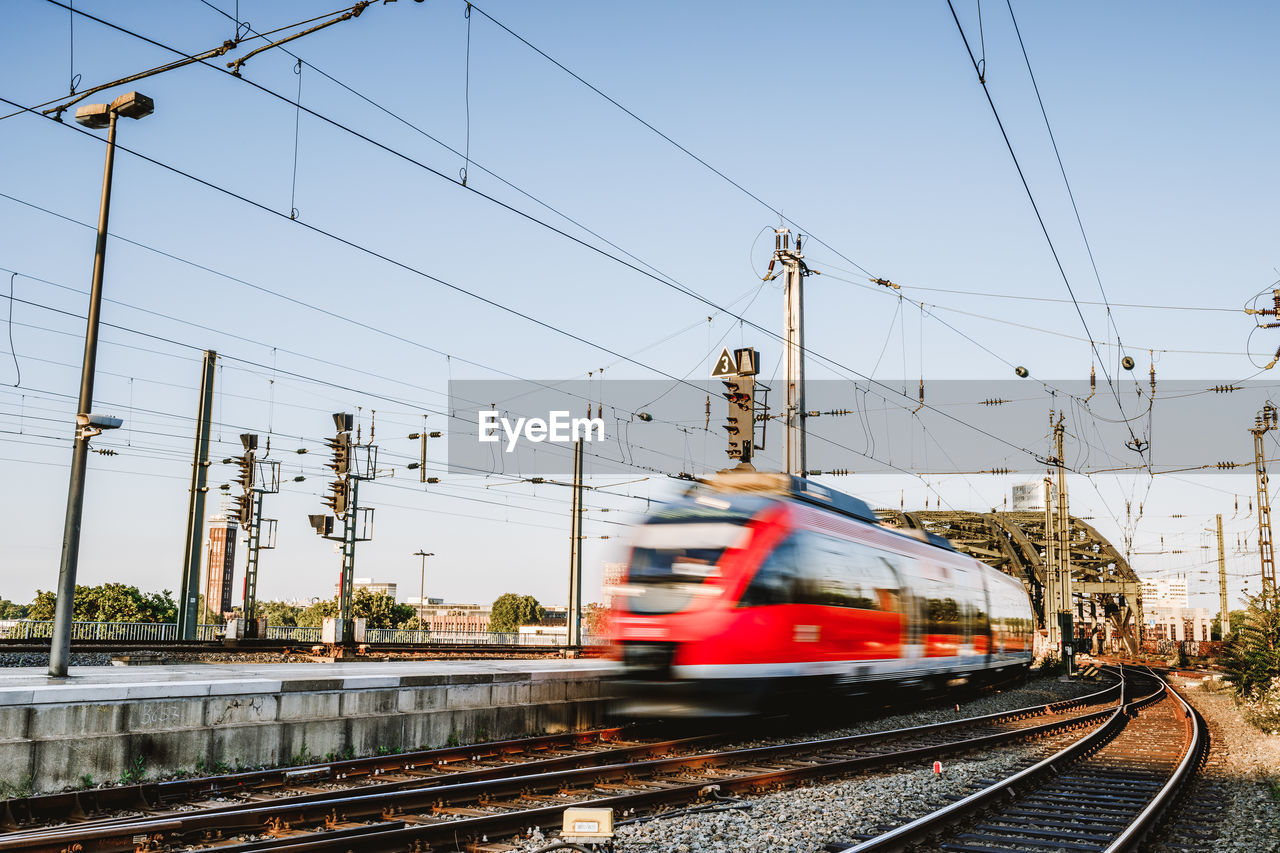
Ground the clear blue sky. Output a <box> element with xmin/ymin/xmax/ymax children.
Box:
<box><xmin>1</xmin><ymin>1</ymin><xmax>1277</xmax><ymax>614</ymax></box>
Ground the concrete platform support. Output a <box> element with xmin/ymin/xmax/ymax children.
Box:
<box><xmin>0</xmin><ymin>661</ymin><xmax>614</xmax><ymax>793</ymax></box>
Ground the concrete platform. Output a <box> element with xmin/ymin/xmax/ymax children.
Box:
<box><xmin>0</xmin><ymin>659</ymin><xmax>618</xmax><ymax>793</ymax></box>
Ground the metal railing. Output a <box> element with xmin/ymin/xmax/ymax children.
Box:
<box><xmin>0</xmin><ymin>620</ymin><xmax>606</xmax><ymax>646</ymax></box>
<box><xmin>365</xmin><ymin>628</ymin><xmax>606</xmax><ymax>646</ymax></box>
<box><xmin>0</xmin><ymin>620</ymin><xmax>178</xmax><ymax>641</ymax></box>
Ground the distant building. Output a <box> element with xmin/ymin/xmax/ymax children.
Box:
<box><xmin>601</xmin><ymin>562</ymin><xmax>626</xmax><ymax>607</ymax></box>
<box><xmin>1142</xmin><ymin>578</ymin><xmax>1189</xmax><ymax>608</ymax></box>
<box><xmin>1143</xmin><ymin>604</ymin><xmax>1211</xmax><ymax>642</ymax></box>
<box><xmin>411</xmin><ymin>602</ymin><xmax>491</xmax><ymax>633</ymax></box>
<box><xmin>333</xmin><ymin>578</ymin><xmax>397</xmax><ymax>599</ymax></box>
<box><xmin>205</xmin><ymin>510</ymin><xmax>237</xmax><ymax>618</ymax></box>
<box><xmin>1011</xmin><ymin>481</ymin><xmax>1055</xmax><ymax>512</ymax></box>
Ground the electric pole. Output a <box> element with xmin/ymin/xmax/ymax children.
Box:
<box><xmin>1043</xmin><ymin>475</ymin><xmax>1058</xmax><ymax>650</ymax></box>
<box><xmin>1251</xmin><ymin>403</ymin><xmax>1277</xmax><ymax>604</ymax></box>
<box><xmin>309</xmin><ymin>412</ymin><xmax>377</xmax><ymax>644</ymax></box>
<box><xmin>407</xmin><ymin>416</ymin><xmax>442</xmax><ymax>482</ymax></box>
<box><xmin>764</xmin><ymin>229</ymin><xmax>817</xmax><ymax>477</ymax></box>
<box><xmin>1043</xmin><ymin>415</ymin><xmax>1073</xmax><ymax>669</ymax></box>
<box><xmin>178</xmin><ymin>349</ymin><xmax>217</xmax><ymax>641</ymax></box>
<box><xmin>231</xmin><ymin>433</ymin><xmax>279</xmax><ymax>635</ymax></box>
<box><xmin>1217</xmin><ymin>513</ymin><xmax>1230</xmax><ymax>636</ymax></box>
<box><xmin>567</xmin><ymin>437</ymin><xmax>584</xmax><ymax>648</ymax></box>
<box><xmin>1054</xmin><ymin>418</ymin><xmax>1073</xmax><ymax>668</ymax></box>
<box><xmin>413</xmin><ymin>550</ymin><xmax>434</xmax><ymax>629</ymax></box>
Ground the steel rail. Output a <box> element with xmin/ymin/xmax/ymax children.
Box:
<box><xmin>0</xmin><ymin>728</ymin><xmax>702</xmax><ymax>830</ymax></box>
<box><xmin>1</xmin><ymin>686</ymin><xmax>1119</xmax><ymax>853</ymax></box>
<box><xmin>201</xmin><ymin>707</ymin><xmax>1115</xmax><ymax>853</ymax></box>
<box><xmin>1100</xmin><ymin>676</ymin><xmax>1207</xmax><ymax>852</ymax></box>
<box><xmin>835</xmin><ymin>666</ymin><xmax>1201</xmax><ymax>853</ymax></box>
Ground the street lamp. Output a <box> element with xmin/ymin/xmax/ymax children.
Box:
<box><xmin>48</xmin><ymin>91</ymin><xmax>155</xmax><ymax>678</ymax></box>
<box><xmin>413</xmin><ymin>550</ymin><xmax>434</xmax><ymax>629</ymax></box>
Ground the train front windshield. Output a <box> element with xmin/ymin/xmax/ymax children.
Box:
<box><xmin>624</xmin><ymin>521</ymin><xmax>752</xmax><ymax>614</ymax></box>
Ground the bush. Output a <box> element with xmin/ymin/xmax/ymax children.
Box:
<box><xmin>1220</xmin><ymin>591</ymin><xmax>1280</xmax><ymax>733</ymax></box>
<box><xmin>1220</xmin><ymin>591</ymin><xmax>1280</xmax><ymax>696</ymax></box>
<box><xmin>1034</xmin><ymin>651</ymin><xmax>1065</xmax><ymax>677</ymax></box>
<box><xmin>1236</xmin><ymin>677</ymin><xmax>1280</xmax><ymax>734</ymax></box>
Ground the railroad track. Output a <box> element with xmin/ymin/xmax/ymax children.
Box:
<box><xmin>829</xmin><ymin>666</ymin><xmax>1206</xmax><ymax>853</ymax></box>
<box><xmin>0</xmin><ymin>680</ymin><xmax>1120</xmax><ymax>853</ymax></box>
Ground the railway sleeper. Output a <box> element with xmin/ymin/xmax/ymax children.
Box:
<box><xmin>972</xmin><ymin>822</ymin><xmax>1119</xmax><ymax>843</ymax></box>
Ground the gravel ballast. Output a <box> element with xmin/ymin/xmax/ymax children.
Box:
<box><xmin>515</xmin><ymin>677</ymin><xmax>1103</xmax><ymax>852</ymax></box>
<box><xmin>515</xmin><ymin>674</ymin><xmax>1280</xmax><ymax>852</ymax></box>
<box><xmin>1161</xmin><ymin>675</ymin><xmax>1280</xmax><ymax>852</ymax></box>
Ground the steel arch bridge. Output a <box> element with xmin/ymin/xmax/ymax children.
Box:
<box><xmin>875</xmin><ymin>509</ymin><xmax>1143</xmax><ymax>653</ymax></box>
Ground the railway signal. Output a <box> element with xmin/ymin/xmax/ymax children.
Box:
<box><xmin>722</xmin><ymin>377</ymin><xmax>754</xmax><ymax>463</ymax></box>
<box><xmin>716</xmin><ymin>347</ymin><xmax>760</xmax><ymax>466</ymax></box>
<box><xmin>311</xmin><ymin>411</ymin><xmax>377</xmax><ymax>643</ymax></box>
<box><xmin>228</xmin><ymin>432</ymin><xmax>279</xmax><ymax>634</ymax></box>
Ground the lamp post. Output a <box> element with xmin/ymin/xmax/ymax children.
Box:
<box><xmin>413</xmin><ymin>550</ymin><xmax>434</xmax><ymax>630</ymax></box>
<box><xmin>48</xmin><ymin>91</ymin><xmax>155</xmax><ymax>678</ymax></box>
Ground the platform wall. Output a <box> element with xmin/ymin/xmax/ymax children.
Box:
<box><xmin>0</xmin><ymin>666</ymin><xmax>611</xmax><ymax>793</ymax></box>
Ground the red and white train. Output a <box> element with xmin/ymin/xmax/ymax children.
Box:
<box><xmin>610</xmin><ymin>472</ymin><xmax>1034</xmax><ymax>716</ymax></box>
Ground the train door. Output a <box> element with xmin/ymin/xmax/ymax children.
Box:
<box><xmin>892</xmin><ymin>553</ymin><xmax>924</xmax><ymax>668</ymax></box>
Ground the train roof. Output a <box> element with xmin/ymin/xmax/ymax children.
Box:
<box><xmin>686</xmin><ymin>470</ymin><xmax>959</xmax><ymax>553</ymax></box>
<box><xmin>691</xmin><ymin>471</ymin><xmax>879</xmax><ymax>523</ymax></box>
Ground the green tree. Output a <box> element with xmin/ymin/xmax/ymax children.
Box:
<box><xmin>0</xmin><ymin>598</ymin><xmax>28</xmax><ymax>619</ymax></box>
<box><xmin>296</xmin><ymin>597</ymin><xmax>339</xmax><ymax>628</ymax></box>
<box><xmin>258</xmin><ymin>600</ymin><xmax>302</xmax><ymax>627</ymax></box>
<box><xmin>489</xmin><ymin>593</ymin><xmax>545</xmax><ymax>633</ymax></box>
<box><xmin>351</xmin><ymin>589</ymin><xmax>415</xmax><ymax>629</ymax></box>
<box><xmin>1220</xmin><ymin>591</ymin><xmax>1280</xmax><ymax>696</ymax></box>
<box><xmin>292</xmin><ymin>592</ymin><xmax>411</xmax><ymax>629</ymax></box>
<box><xmin>27</xmin><ymin>584</ymin><xmax>176</xmax><ymax>623</ymax></box>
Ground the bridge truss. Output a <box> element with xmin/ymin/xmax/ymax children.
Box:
<box><xmin>875</xmin><ymin>509</ymin><xmax>1143</xmax><ymax>654</ymax></box>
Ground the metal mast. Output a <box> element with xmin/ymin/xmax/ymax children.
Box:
<box><xmin>768</xmin><ymin>228</ymin><xmax>813</xmax><ymax>477</ymax></box>
<box><xmin>1251</xmin><ymin>403</ymin><xmax>1277</xmax><ymax>602</ymax></box>
<box><xmin>1217</xmin><ymin>513</ymin><xmax>1230</xmax><ymax>636</ymax></box>
<box><xmin>1053</xmin><ymin>417</ymin><xmax>1073</xmax><ymax>666</ymax></box>
<box><xmin>178</xmin><ymin>350</ymin><xmax>217</xmax><ymax>640</ymax></box>
<box><xmin>1043</xmin><ymin>475</ymin><xmax>1058</xmax><ymax>648</ymax></box>
<box><xmin>567</xmin><ymin>438</ymin><xmax>584</xmax><ymax>647</ymax></box>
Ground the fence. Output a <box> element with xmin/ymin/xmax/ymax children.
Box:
<box><xmin>0</xmin><ymin>620</ymin><xmax>605</xmax><ymax>646</ymax></box>
<box><xmin>1143</xmin><ymin>639</ymin><xmax>1223</xmax><ymax>658</ymax></box>
<box><xmin>365</xmin><ymin>628</ymin><xmax>606</xmax><ymax>646</ymax></box>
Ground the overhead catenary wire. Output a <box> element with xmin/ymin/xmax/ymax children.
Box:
<box><xmin>36</xmin><ymin>0</ymin><xmax>1061</xmax><ymax>471</ymax></box>
<box><xmin>3</xmin><ymin>96</ymin><xmax>1050</xmax><ymax>479</ymax></box>
<box><xmin>942</xmin><ymin>0</ymin><xmax>1150</xmax><ymax>468</ymax></box>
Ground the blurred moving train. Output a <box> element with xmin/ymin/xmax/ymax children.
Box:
<box><xmin>609</xmin><ymin>472</ymin><xmax>1034</xmax><ymax>716</ymax></box>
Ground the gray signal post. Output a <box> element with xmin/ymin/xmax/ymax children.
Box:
<box><xmin>49</xmin><ymin>92</ymin><xmax>155</xmax><ymax>677</ymax></box>
<box><xmin>232</xmin><ymin>433</ymin><xmax>279</xmax><ymax>634</ymax></box>
<box><xmin>310</xmin><ymin>412</ymin><xmax>377</xmax><ymax>644</ymax></box>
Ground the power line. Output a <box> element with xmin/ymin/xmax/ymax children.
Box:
<box><xmin>943</xmin><ymin>0</ymin><xmax>1149</xmax><ymax>467</ymax></box>
<box><xmin>32</xmin><ymin>1</ymin><xmax>1057</xmax><ymax>471</ymax></box>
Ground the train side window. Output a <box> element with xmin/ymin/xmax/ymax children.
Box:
<box><xmin>792</xmin><ymin>534</ymin><xmax>901</xmax><ymax>612</ymax></box>
<box><xmin>924</xmin><ymin>577</ymin><xmax>960</xmax><ymax>634</ymax></box>
<box><xmin>739</xmin><ymin>535</ymin><xmax>799</xmax><ymax>607</ymax></box>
